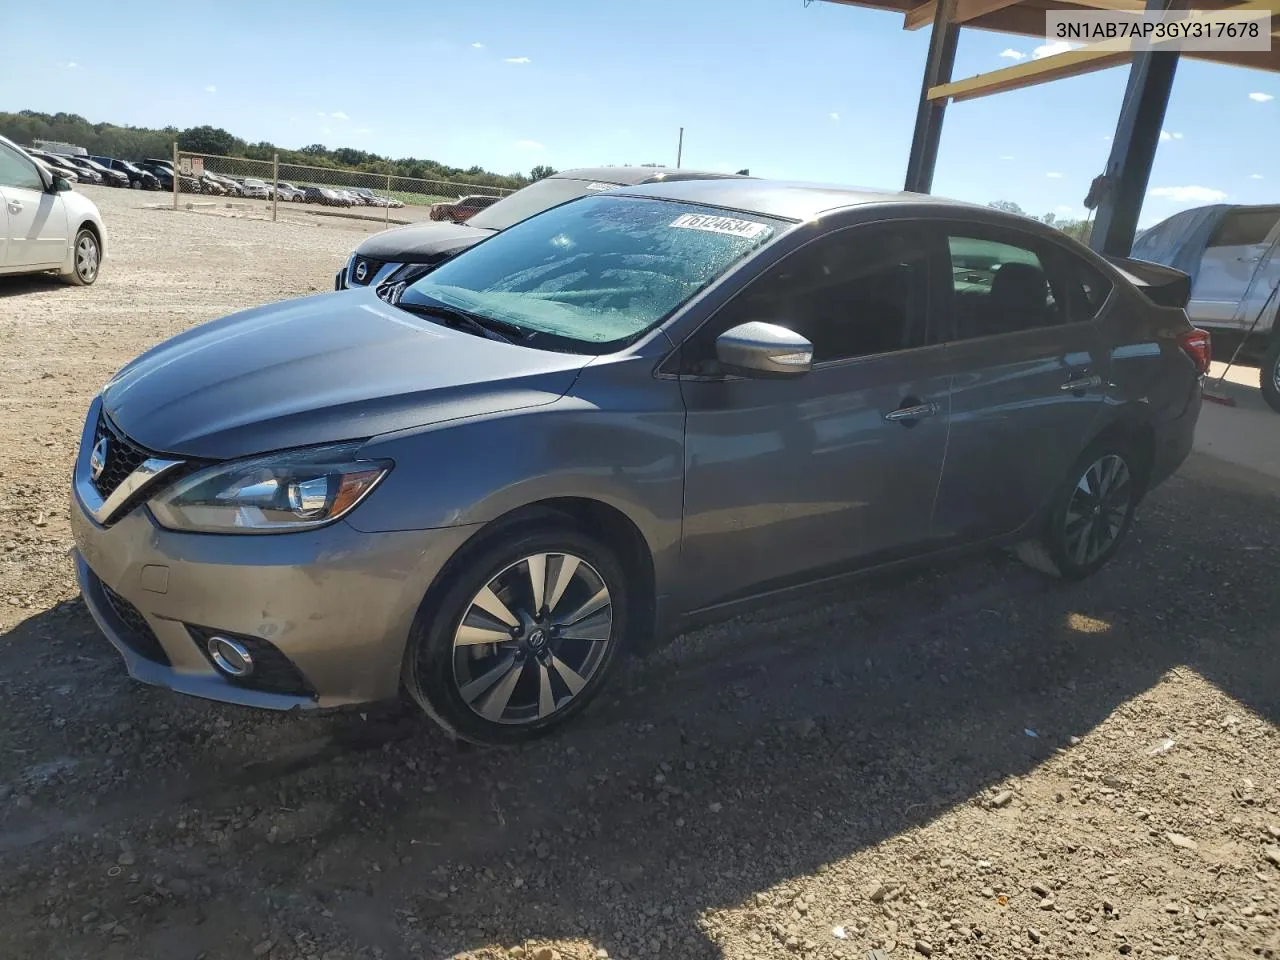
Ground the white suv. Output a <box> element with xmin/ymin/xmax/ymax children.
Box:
<box><xmin>0</xmin><ymin>135</ymin><xmax>107</xmax><ymax>286</ymax></box>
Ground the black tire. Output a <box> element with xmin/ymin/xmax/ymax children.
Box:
<box><xmin>404</xmin><ymin>522</ymin><xmax>629</xmax><ymax>745</ymax></box>
<box><xmin>1260</xmin><ymin>337</ymin><xmax>1280</xmax><ymax>414</ymax></box>
<box><xmin>1015</xmin><ymin>438</ymin><xmax>1143</xmax><ymax>580</ymax></box>
<box><xmin>64</xmin><ymin>227</ymin><xmax>100</xmax><ymax>286</ymax></box>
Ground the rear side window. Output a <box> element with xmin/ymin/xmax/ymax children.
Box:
<box><xmin>1058</xmin><ymin>253</ymin><xmax>1114</xmax><ymax>321</ymax></box>
<box><xmin>1207</xmin><ymin>209</ymin><xmax>1280</xmax><ymax>247</ymax></box>
<box><xmin>945</xmin><ymin>235</ymin><xmax>1065</xmax><ymax>339</ymax></box>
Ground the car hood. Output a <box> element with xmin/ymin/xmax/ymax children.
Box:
<box><xmin>101</xmin><ymin>288</ymin><xmax>592</xmax><ymax>460</ymax></box>
<box><xmin>354</xmin><ymin>220</ymin><xmax>494</xmax><ymax>264</ymax></box>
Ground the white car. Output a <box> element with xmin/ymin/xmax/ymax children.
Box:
<box><xmin>240</xmin><ymin>178</ymin><xmax>271</xmax><ymax>199</ymax></box>
<box><xmin>0</xmin><ymin>135</ymin><xmax>107</xmax><ymax>286</ymax></box>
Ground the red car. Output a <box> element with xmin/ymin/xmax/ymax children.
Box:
<box><xmin>428</xmin><ymin>193</ymin><xmax>502</xmax><ymax>223</ymax></box>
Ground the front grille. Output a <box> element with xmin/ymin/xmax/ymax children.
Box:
<box><xmin>91</xmin><ymin>412</ymin><xmax>150</xmax><ymax>500</ymax></box>
<box><xmin>97</xmin><ymin>578</ymin><xmax>171</xmax><ymax>666</ymax></box>
<box><xmin>187</xmin><ymin>627</ymin><xmax>317</xmax><ymax>699</ymax></box>
<box><xmin>347</xmin><ymin>256</ymin><xmax>385</xmax><ymax>286</ymax></box>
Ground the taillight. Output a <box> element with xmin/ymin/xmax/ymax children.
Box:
<box><xmin>1178</xmin><ymin>328</ymin><xmax>1211</xmax><ymax>375</ymax></box>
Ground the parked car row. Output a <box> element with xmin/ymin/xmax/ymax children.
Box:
<box><xmin>299</xmin><ymin>185</ymin><xmax>404</xmax><ymax>208</ymax></box>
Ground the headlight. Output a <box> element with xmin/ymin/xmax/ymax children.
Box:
<box><xmin>149</xmin><ymin>442</ymin><xmax>392</xmax><ymax>534</ymax></box>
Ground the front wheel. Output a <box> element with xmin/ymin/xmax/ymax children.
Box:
<box><xmin>404</xmin><ymin>525</ymin><xmax>628</xmax><ymax>745</ymax></box>
<box><xmin>1260</xmin><ymin>337</ymin><xmax>1280</xmax><ymax>414</ymax></box>
<box><xmin>1015</xmin><ymin>440</ymin><xmax>1143</xmax><ymax>580</ymax></box>
<box><xmin>64</xmin><ymin>228</ymin><xmax>100</xmax><ymax>286</ymax></box>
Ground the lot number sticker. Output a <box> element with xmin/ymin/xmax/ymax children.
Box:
<box><xmin>669</xmin><ymin>213</ymin><xmax>770</xmax><ymax>239</ymax></box>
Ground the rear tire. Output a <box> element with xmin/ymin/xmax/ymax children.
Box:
<box><xmin>1015</xmin><ymin>439</ymin><xmax>1143</xmax><ymax>580</ymax></box>
<box><xmin>1260</xmin><ymin>337</ymin><xmax>1280</xmax><ymax>414</ymax></box>
<box><xmin>403</xmin><ymin>523</ymin><xmax>629</xmax><ymax>745</ymax></box>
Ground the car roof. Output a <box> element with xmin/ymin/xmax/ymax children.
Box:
<box><xmin>610</xmin><ymin>178</ymin><xmax>988</xmax><ymax>222</ymax></box>
<box><xmin>551</xmin><ymin>166</ymin><xmax>749</xmax><ymax>187</ymax></box>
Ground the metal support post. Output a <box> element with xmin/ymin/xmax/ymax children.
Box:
<box><xmin>903</xmin><ymin>0</ymin><xmax>958</xmax><ymax>194</ymax></box>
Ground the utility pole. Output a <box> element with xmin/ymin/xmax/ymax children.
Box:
<box><xmin>676</xmin><ymin>127</ymin><xmax>683</xmax><ymax>169</ymax></box>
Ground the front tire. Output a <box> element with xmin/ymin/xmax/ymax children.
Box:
<box><xmin>404</xmin><ymin>524</ymin><xmax>628</xmax><ymax>745</ymax></box>
<box><xmin>1015</xmin><ymin>440</ymin><xmax>1143</xmax><ymax>580</ymax></box>
<box><xmin>1260</xmin><ymin>337</ymin><xmax>1280</xmax><ymax>414</ymax></box>
<box><xmin>64</xmin><ymin>228</ymin><xmax>100</xmax><ymax>286</ymax></box>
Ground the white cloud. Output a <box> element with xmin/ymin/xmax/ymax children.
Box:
<box><xmin>471</xmin><ymin>42</ymin><xmax>484</xmax><ymax>48</ymax></box>
<box><xmin>316</xmin><ymin>111</ymin><xmax>327</xmax><ymax>118</ymax></box>
<box><xmin>1102</xmin><ymin>134</ymin><xmax>1112</xmax><ymax>141</ymax></box>
<box><xmin>354</xmin><ymin>127</ymin><xmax>372</xmax><ymax>135</ymax></box>
<box><xmin>1033</xmin><ymin>40</ymin><xmax>1075</xmax><ymax>59</ymax></box>
<box><xmin>1149</xmin><ymin>185</ymin><xmax>1228</xmax><ymax>204</ymax></box>
<box><xmin>1250</xmin><ymin>173</ymin><xmax>1264</xmax><ymax>180</ymax></box>
<box><xmin>204</xmin><ymin>84</ymin><xmax>217</xmax><ymax>93</ymax></box>
<box><xmin>999</xmin><ymin>48</ymin><xmax>1027</xmax><ymax>60</ymax></box>
<box><xmin>504</xmin><ymin>56</ymin><xmax>532</xmax><ymax>64</ymax></box>
<box><xmin>999</xmin><ymin>155</ymin><xmax>1015</xmax><ymax>161</ymax></box>
<box><xmin>1248</xmin><ymin>92</ymin><xmax>1274</xmax><ymax>102</ymax></box>
<box><xmin>320</xmin><ymin>126</ymin><xmax>332</xmax><ymax>136</ymax></box>
<box><xmin>1046</xmin><ymin>171</ymin><xmax>1063</xmax><ymax>178</ymax></box>
<box><xmin>1158</xmin><ymin>130</ymin><xmax>1184</xmax><ymax>141</ymax></box>
<box><xmin>514</xmin><ymin>139</ymin><xmax>544</xmax><ymax>150</ymax></box>
<box><xmin>66</xmin><ymin>61</ymin><xmax>78</xmax><ymax>69</ymax></box>
<box><xmin>330</xmin><ymin>111</ymin><xmax>349</xmax><ymax>120</ymax></box>
<box><xmin>829</xmin><ymin>112</ymin><xmax>840</xmax><ymax>121</ymax></box>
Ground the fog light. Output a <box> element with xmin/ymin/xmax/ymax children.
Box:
<box><xmin>207</xmin><ymin>635</ymin><xmax>254</xmax><ymax>677</ymax></box>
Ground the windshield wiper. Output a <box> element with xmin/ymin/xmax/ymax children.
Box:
<box><xmin>393</xmin><ymin>297</ymin><xmax>526</xmax><ymax>345</ymax></box>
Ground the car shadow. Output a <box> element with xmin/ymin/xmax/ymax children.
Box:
<box><xmin>0</xmin><ymin>460</ymin><xmax>1277</xmax><ymax>959</ymax></box>
<box><xmin>0</xmin><ymin>273</ymin><xmax>66</xmax><ymax>297</ymax></box>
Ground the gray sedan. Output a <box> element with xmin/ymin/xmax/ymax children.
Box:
<box><xmin>70</xmin><ymin>178</ymin><xmax>1207</xmax><ymax>744</ymax></box>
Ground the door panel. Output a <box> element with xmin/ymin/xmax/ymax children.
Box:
<box><xmin>675</xmin><ymin>220</ymin><xmax>951</xmax><ymax>610</ymax></box>
<box><xmin>680</xmin><ymin>350</ymin><xmax>951</xmax><ymax>607</ymax></box>
<box><xmin>935</xmin><ymin>324</ymin><xmax>1109</xmax><ymax>542</ymax></box>
<box><xmin>1190</xmin><ymin>208</ymin><xmax>1280</xmax><ymax>328</ymax></box>
<box><xmin>0</xmin><ymin>187</ymin><xmax>66</xmax><ymax>268</ymax></box>
<box><xmin>931</xmin><ymin>228</ymin><xmax>1111</xmax><ymax>543</ymax></box>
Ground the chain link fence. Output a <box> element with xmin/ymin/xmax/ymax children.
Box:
<box><xmin>172</xmin><ymin>148</ymin><xmax>516</xmax><ymax>225</ymax></box>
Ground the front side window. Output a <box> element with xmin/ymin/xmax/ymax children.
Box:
<box><xmin>692</xmin><ymin>223</ymin><xmax>933</xmax><ymax>369</ymax></box>
<box><xmin>946</xmin><ymin>234</ymin><xmax>1064</xmax><ymax>339</ymax></box>
<box><xmin>0</xmin><ymin>145</ymin><xmax>44</xmax><ymax>191</ymax></box>
<box><xmin>401</xmin><ymin>195</ymin><xmax>784</xmax><ymax>352</ymax></box>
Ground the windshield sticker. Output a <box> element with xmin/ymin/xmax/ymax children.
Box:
<box><xmin>585</xmin><ymin>182</ymin><xmax>616</xmax><ymax>191</ymax></box>
<box><xmin>669</xmin><ymin>213</ymin><xmax>770</xmax><ymax>239</ymax></box>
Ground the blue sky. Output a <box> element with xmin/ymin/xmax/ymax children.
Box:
<box><xmin>4</xmin><ymin>0</ymin><xmax>1276</xmax><ymax>225</ymax></box>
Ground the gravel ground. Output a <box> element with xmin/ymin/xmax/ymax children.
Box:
<box><xmin>0</xmin><ymin>186</ymin><xmax>1277</xmax><ymax>960</ymax></box>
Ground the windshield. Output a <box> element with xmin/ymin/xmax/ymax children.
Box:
<box><xmin>399</xmin><ymin>195</ymin><xmax>785</xmax><ymax>353</ymax></box>
<box><xmin>468</xmin><ymin>177</ymin><xmax>617</xmax><ymax>231</ymax></box>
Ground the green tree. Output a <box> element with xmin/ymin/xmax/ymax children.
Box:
<box><xmin>987</xmin><ymin>200</ymin><xmax>1026</xmax><ymax>216</ymax></box>
<box><xmin>529</xmin><ymin>164</ymin><xmax>557</xmax><ymax>181</ymax></box>
<box><xmin>177</xmin><ymin>125</ymin><xmax>240</xmax><ymax>155</ymax></box>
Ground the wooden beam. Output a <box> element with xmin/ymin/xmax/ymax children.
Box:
<box><xmin>927</xmin><ymin>47</ymin><xmax>1131</xmax><ymax>99</ymax></box>
<box><xmin>905</xmin><ymin>0</ymin><xmax>1022</xmax><ymax>30</ymax></box>
<box><xmin>927</xmin><ymin>0</ymin><xmax>1279</xmax><ymax>101</ymax></box>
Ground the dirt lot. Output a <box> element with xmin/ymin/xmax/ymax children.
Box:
<box><xmin>1</xmin><ymin>185</ymin><xmax>1278</xmax><ymax>960</ymax></box>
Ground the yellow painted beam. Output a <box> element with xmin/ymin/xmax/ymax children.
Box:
<box><xmin>927</xmin><ymin>0</ymin><xmax>1279</xmax><ymax>102</ymax></box>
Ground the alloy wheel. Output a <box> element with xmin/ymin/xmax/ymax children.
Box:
<box><xmin>76</xmin><ymin>235</ymin><xmax>99</xmax><ymax>283</ymax></box>
<box><xmin>451</xmin><ymin>553</ymin><xmax>613</xmax><ymax>726</ymax></box>
<box><xmin>1063</xmin><ymin>453</ymin><xmax>1132</xmax><ymax>567</ymax></box>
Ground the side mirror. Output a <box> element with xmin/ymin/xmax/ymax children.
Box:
<box><xmin>715</xmin><ymin>321</ymin><xmax>813</xmax><ymax>378</ymax></box>
<box><xmin>53</xmin><ymin>177</ymin><xmax>72</xmax><ymax>193</ymax></box>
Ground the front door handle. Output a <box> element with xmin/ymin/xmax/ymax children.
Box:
<box><xmin>884</xmin><ymin>401</ymin><xmax>939</xmax><ymax>424</ymax></box>
<box><xmin>1060</xmin><ymin>373</ymin><xmax>1103</xmax><ymax>393</ymax></box>
<box><xmin>7</xmin><ymin>201</ymin><xmax>21</xmax><ymax>214</ymax></box>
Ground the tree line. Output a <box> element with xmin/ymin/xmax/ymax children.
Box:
<box><xmin>0</xmin><ymin>111</ymin><xmax>539</xmax><ymax>190</ymax></box>
<box><xmin>988</xmin><ymin>200</ymin><xmax>1092</xmax><ymax>244</ymax></box>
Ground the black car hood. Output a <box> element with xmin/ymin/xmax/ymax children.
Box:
<box><xmin>354</xmin><ymin>220</ymin><xmax>494</xmax><ymax>264</ymax></box>
<box><xmin>101</xmin><ymin>288</ymin><xmax>591</xmax><ymax>460</ymax></box>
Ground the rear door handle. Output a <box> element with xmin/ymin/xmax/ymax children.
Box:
<box><xmin>884</xmin><ymin>402</ymin><xmax>939</xmax><ymax>423</ymax></box>
<box><xmin>1060</xmin><ymin>374</ymin><xmax>1103</xmax><ymax>392</ymax></box>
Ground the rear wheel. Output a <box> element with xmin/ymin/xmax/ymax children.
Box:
<box><xmin>404</xmin><ymin>524</ymin><xmax>628</xmax><ymax>745</ymax></box>
<box><xmin>1015</xmin><ymin>440</ymin><xmax>1143</xmax><ymax>580</ymax></box>
<box><xmin>1260</xmin><ymin>337</ymin><xmax>1280</xmax><ymax>414</ymax></box>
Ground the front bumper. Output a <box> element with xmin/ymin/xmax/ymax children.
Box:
<box><xmin>70</xmin><ymin>402</ymin><xmax>481</xmax><ymax>710</ymax></box>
